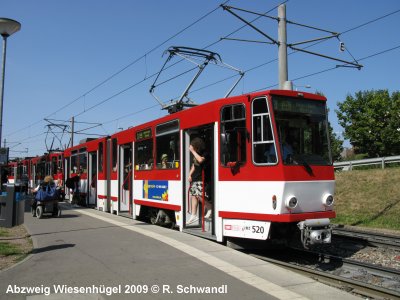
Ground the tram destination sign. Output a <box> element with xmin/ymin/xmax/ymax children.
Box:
<box><xmin>136</xmin><ymin>129</ymin><xmax>152</xmax><ymax>141</ymax></box>
<box><xmin>273</xmin><ymin>97</ymin><xmax>325</xmax><ymax>115</ymax></box>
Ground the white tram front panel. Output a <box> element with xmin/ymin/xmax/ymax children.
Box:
<box><xmin>218</xmin><ymin>180</ymin><xmax>335</xmax><ymax>215</ymax></box>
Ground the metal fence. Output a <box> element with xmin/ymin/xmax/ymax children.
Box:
<box><xmin>333</xmin><ymin>155</ymin><xmax>400</xmax><ymax>171</ymax></box>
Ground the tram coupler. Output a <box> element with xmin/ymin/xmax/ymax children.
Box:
<box><xmin>297</xmin><ymin>218</ymin><xmax>331</xmax><ymax>248</ymax></box>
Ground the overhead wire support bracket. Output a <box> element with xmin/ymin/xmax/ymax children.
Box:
<box><xmin>150</xmin><ymin>46</ymin><xmax>244</xmax><ymax>114</ymax></box>
<box><xmin>221</xmin><ymin>5</ymin><xmax>278</xmax><ymax>45</ymax></box>
<box><xmin>289</xmin><ymin>46</ymin><xmax>363</xmax><ymax>70</ymax></box>
<box><xmin>221</xmin><ymin>5</ymin><xmax>278</xmax><ymax>22</ymax></box>
<box><xmin>288</xmin><ymin>34</ymin><xmax>339</xmax><ymax>47</ymax></box>
<box><xmin>221</xmin><ymin>4</ymin><xmax>364</xmax><ymax>80</ymax></box>
<box><xmin>221</xmin><ymin>37</ymin><xmax>275</xmax><ymax>45</ymax></box>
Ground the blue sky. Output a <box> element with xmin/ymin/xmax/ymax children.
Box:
<box><xmin>2</xmin><ymin>0</ymin><xmax>399</xmax><ymax>158</ymax></box>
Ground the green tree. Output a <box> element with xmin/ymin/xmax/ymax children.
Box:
<box><xmin>328</xmin><ymin>122</ymin><xmax>344</xmax><ymax>162</ymax></box>
<box><xmin>336</xmin><ymin>90</ymin><xmax>400</xmax><ymax>157</ymax></box>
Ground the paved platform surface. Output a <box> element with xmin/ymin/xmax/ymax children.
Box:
<box><xmin>0</xmin><ymin>204</ymin><xmax>361</xmax><ymax>300</ymax></box>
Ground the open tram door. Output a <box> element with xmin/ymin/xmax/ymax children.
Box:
<box><xmin>183</xmin><ymin>124</ymin><xmax>216</xmax><ymax>239</ymax></box>
<box><xmin>118</xmin><ymin>144</ymin><xmax>132</xmax><ymax>217</ymax></box>
<box><xmin>87</xmin><ymin>151</ymin><xmax>97</xmax><ymax>206</ymax></box>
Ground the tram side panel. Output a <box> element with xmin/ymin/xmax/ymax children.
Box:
<box><xmin>95</xmin><ymin>138</ymin><xmax>108</xmax><ymax>212</ymax></box>
<box><xmin>97</xmin><ymin>178</ymin><xmax>107</xmax><ymax>210</ymax></box>
<box><xmin>133</xmin><ymin>176</ymin><xmax>183</xmax><ymax>222</ymax></box>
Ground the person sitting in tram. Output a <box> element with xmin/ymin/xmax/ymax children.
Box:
<box><xmin>161</xmin><ymin>154</ymin><xmax>168</xmax><ymax>169</ymax></box>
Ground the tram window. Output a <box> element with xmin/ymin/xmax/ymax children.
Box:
<box><xmin>135</xmin><ymin>128</ymin><xmax>153</xmax><ymax>171</ymax></box>
<box><xmin>37</xmin><ymin>162</ymin><xmax>45</xmax><ymax>180</ymax></box>
<box><xmin>222</xmin><ymin>106</ymin><xmax>232</xmax><ymax>120</ymax></box>
<box><xmin>155</xmin><ymin>120</ymin><xmax>179</xmax><ymax>169</ymax></box>
<box><xmin>252</xmin><ymin>97</ymin><xmax>277</xmax><ymax>165</ymax></box>
<box><xmin>17</xmin><ymin>165</ymin><xmax>23</xmax><ymax>180</ymax></box>
<box><xmin>135</xmin><ymin>139</ymin><xmax>153</xmax><ymax>170</ymax></box>
<box><xmin>71</xmin><ymin>155</ymin><xmax>78</xmax><ymax>173</ymax></box>
<box><xmin>112</xmin><ymin>138</ymin><xmax>118</xmax><ymax>172</ymax></box>
<box><xmin>79</xmin><ymin>152</ymin><xmax>87</xmax><ymax>173</ymax></box>
<box><xmin>220</xmin><ymin>104</ymin><xmax>247</xmax><ymax>166</ymax></box>
<box><xmin>123</xmin><ymin>146</ymin><xmax>132</xmax><ymax>171</ymax></box>
<box><xmin>45</xmin><ymin>162</ymin><xmax>51</xmax><ymax>176</ymax></box>
<box><xmin>52</xmin><ymin>157</ymin><xmax>58</xmax><ymax>175</ymax></box>
<box><xmin>253</xmin><ymin>98</ymin><xmax>268</xmax><ymax>114</ymax></box>
<box><xmin>273</xmin><ymin>96</ymin><xmax>331</xmax><ymax>165</ymax></box>
<box><xmin>234</xmin><ymin>105</ymin><xmax>245</xmax><ymax>119</ymax></box>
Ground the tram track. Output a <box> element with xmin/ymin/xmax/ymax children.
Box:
<box><xmin>332</xmin><ymin>226</ymin><xmax>400</xmax><ymax>250</ymax></box>
<box><xmin>236</xmin><ymin>228</ymin><xmax>400</xmax><ymax>299</ymax></box>
<box><xmin>246</xmin><ymin>248</ymin><xmax>400</xmax><ymax>300</ymax></box>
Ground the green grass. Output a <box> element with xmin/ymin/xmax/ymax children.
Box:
<box><xmin>333</xmin><ymin>167</ymin><xmax>400</xmax><ymax>231</ymax></box>
<box><xmin>0</xmin><ymin>229</ymin><xmax>10</xmax><ymax>237</ymax></box>
<box><xmin>0</xmin><ymin>242</ymin><xmax>23</xmax><ymax>256</ymax></box>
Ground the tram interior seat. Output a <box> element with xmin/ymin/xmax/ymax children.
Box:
<box><xmin>156</xmin><ymin>161</ymin><xmax>179</xmax><ymax>169</ymax></box>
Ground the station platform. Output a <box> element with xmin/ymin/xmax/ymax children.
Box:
<box><xmin>0</xmin><ymin>204</ymin><xmax>361</xmax><ymax>300</ymax></box>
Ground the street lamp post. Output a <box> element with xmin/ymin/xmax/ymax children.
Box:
<box><xmin>0</xmin><ymin>18</ymin><xmax>21</xmax><ymax>148</ymax></box>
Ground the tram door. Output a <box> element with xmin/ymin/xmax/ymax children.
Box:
<box><xmin>119</xmin><ymin>144</ymin><xmax>132</xmax><ymax>214</ymax></box>
<box><xmin>88</xmin><ymin>152</ymin><xmax>97</xmax><ymax>206</ymax></box>
<box><xmin>184</xmin><ymin>124</ymin><xmax>215</xmax><ymax>235</ymax></box>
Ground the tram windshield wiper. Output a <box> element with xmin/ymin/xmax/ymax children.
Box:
<box><xmin>292</xmin><ymin>155</ymin><xmax>314</xmax><ymax>176</ymax></box>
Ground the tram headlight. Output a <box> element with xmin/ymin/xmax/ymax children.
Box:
<box><xmin>272</xmin><ymin>195</ymin><xmax>277</xmax><ymax>210</ymax></box>
<box><xmin>285</xmin><ymin>196</ymin><xmax>298</xmax><ymax>209</ymax></box>
<box><xmin>322</xmin><ymin>194</ymin><xmax>334</xmax><ymax>207</ymax></box>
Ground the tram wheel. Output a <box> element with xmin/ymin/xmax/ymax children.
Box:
<box><xmin>149</xmin><ymin>208</ymin><xmax>158</xmax><ymax>225</ymax></box>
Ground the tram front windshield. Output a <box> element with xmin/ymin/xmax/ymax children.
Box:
<box><xmin>272</xmin><ymin>96</ymin><xmax>331</xmax><ymax>166</ymax></box>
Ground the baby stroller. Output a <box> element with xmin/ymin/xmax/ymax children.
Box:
<box><xmin>32</xmin><ymin>184</ymin><xmax>62</xmax><ymax>219</ymax></box>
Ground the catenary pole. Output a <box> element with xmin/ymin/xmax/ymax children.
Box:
<box><xmin>278</xmin><ymin>4</ymin><xmax>289</xmax><ymax>89</ymax></box>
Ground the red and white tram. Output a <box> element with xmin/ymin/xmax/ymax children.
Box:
<box><xmin>63</xmin><ymin>138</ymin><xmax>107</xmax><ymax>207</ymax></box>
<box><xmin>62</xmin><ymin>89</ymin><xmax>335</xmax><ymax>247</ymax></box>
<box><xmin>29</xmin><ymin>152</ymin><xmax>63</xmax><ymax>188</ymax></box>
<box><xmin>5</xmin><ymin>161</ymin><xmax>18</xmax><ymax>184</ymax></box>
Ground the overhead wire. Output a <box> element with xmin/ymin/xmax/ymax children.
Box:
<box><xmin>5</xmin><ymin>1</ymin><xmax>230</xmax><ymax>139</ymax></box>
<box><xmin>134</xmin><ymin>3</ymin><xmax>400</xmax><ymax>103</ymax></box>
<box><xmin>251</xmin><ymin>43</ymin><xmax>400</xmax><ymax>92</ymax></box>
<box><xmin>9</xmin><ymin>3</ymin><xmax>400</xmax><ymax>155</ymax></box>
<box><xmin>69</xmin><ymin>1</ymin><xmax>289</xmax><ymax>119</ymax></box>
<box><xmin>177</xmin><ymin>7</ymin><xmax>400</xmax><ymax>97</ymax></box>
<box><xmin>76</xmin><ymin>3</ymin><xmax>400</xmax><ymax>132</ymax></box>
<box><xmin>78</xmin><ymin>0</ymin><xmax>291</xmax><ymax>125</ymax></box>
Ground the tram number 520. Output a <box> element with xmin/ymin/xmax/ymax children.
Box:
<box><xmin>252</xmin><ymin>226</ymin><xmax>264</xmax><ymax>234</ymax></box>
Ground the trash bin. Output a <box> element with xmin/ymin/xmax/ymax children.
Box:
<box><xmin>14</xmin><ymin>184</ymin><xmax>26</xmax><ymax>226</ymax></box>
<box><xmin>0</xmin><ymin>184</ymin><xmax>26</xmax><ymax>228</ymax></box>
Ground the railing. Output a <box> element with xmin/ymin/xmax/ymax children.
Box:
<box><xmin>333</xmin><ymin>155</ymin><xmax>400</xmax><ymax>171</ymax></box>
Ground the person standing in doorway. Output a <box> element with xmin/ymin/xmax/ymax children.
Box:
<box><xmin>187</xmin><ymin>137</ymin><xmax>212</xmax><ymax>225</ymax></box>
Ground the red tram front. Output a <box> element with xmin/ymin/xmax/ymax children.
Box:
<box><xmin>128</xmin><ymin>89</ymin><xmax>335</xmax><ymax>247</ymax></box>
